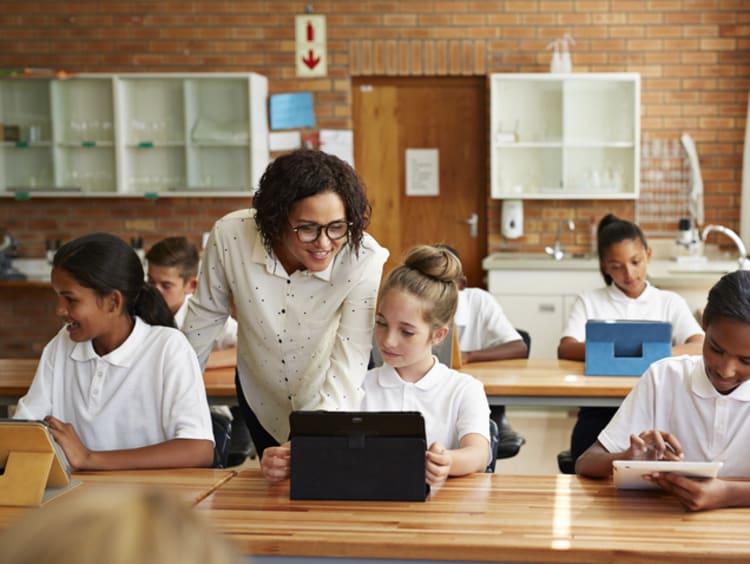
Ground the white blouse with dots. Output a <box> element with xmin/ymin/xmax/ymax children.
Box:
<box><xmin>184</xmin><ymin>208</ymin><xmax>389</xmax><ymax>443</ymax></box>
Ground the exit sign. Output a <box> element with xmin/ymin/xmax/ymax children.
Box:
<box><xmin>295</xmin><ymin>15</ymin><xmax>327</xmax><ymax>78</ymax></box>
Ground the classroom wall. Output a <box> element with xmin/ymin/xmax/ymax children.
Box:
<box><xmin>0</xmin><ymin>1</ymin><xmax>748</xmax><ymax>355</ymax></box>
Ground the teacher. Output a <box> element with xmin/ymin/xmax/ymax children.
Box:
<box><xmin>184</xmin><ymin>149</ymin><xmax>389</xmax><ymax>458</ymax></box>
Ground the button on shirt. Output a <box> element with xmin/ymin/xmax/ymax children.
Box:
<box><xmin>361</xmin><ymin>359</ymin><xmax>490</xmax><ymax>461</ymax></box>
<box><xmin>562</xmin><ymin>282</ymin><xmax>703</xmax><ymax>345</ymax></box>
<box><xmin>184</xmin><ymin>208</ymin><xmax>389</xmax><ymax>443</ymax></box>
<box><xmin>14</xmin><ymin>317</ymin><xmax>214</xmax><ymax>452</ymax></box>
<box><xmin>598</xmin><ymin>355</ymin><xmax>750</xmax><ymax>478</ymax></box>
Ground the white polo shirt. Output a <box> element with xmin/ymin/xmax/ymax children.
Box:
<box><xmin>361</xmin><ymin>359</ymin><xmax>490</xmax><ymax>463</ymax></box>
<box><xmin>599</xmin><ymin>355</ymin><xmax>750</xmax><ymax>478</ymax></box>
<box><xmin>15</xmin><ymin>317</ymin><xmax>214</xmax><ymax>451</ymax></box>
<box><xmin>562</xmin><ymin>282</ymin><xmax>703</xmax><ymax>344</ymax></box>
<box><xmin>184</xmin><ymin>208</ymin><xmax>389</xmax><ymax>443</ymax></box>
<box><xmin>455</xmin><ymin>287</ymin><xmax>522</xmax><ymax>351</ymax></box>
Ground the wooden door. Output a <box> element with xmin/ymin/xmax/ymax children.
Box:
<box><xmin>352</xmin><ymin>76</ymin><xmax>488</xmax><ymax>287</ymax></box>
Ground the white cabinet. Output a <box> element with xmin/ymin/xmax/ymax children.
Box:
<box><xmin>487</xmin><ymin>268</ymin><xmax>602</xmax><ymax>359</ymax></box>
<box><xmin>490</xmin><ymin>73</ymin><xmax>640</xmax><ymax>200</ymax></box>
<box><xmin>0</xmin><ymin>73</ymin><xmax>269</xmax><ymax>198</ymax></box>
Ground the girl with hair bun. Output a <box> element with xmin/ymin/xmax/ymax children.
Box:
<box><xmin>260</xmin><ymin>245</ymin><xmax>491</xmax><ymax>486</ymax></box>
<box><xmin>361</xmin><ymin>245</ymin><xmax>491</xmax><ymax>486</ymax></box>
<box><xmin>14</xmin><ymin>232</ymin><xmax>214</xmax><ymax>471</ymax></box>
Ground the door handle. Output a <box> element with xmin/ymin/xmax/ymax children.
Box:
<box><xmin>463</xmin><ymin>213</ymin><xmax>478</xmax><ymax>238</ymax></box>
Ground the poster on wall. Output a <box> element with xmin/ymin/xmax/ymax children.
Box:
<box><xmin>405</xmin><ymin>148</ymin><xmax>439</xmax><ymax>197</ymax></box>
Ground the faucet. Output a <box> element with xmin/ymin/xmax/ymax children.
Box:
<box><xmin>545</xmin><ymin>218</ymin><xmax>575</xmax><ymax>261</ymax></box>
<box><xmin>701</xmin><ymin>224</ymin><xmax>749</xmax><ymax>270</ymax></box>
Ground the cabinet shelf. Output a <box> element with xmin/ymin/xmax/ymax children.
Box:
<box><xmin>490</xmin><ymin>73</ymin><xmax>640</xmax><ymax>200</ymax></box>
<box><xmin>0</xmin><ymin>72</ymin><xmax>269</xmax><ymax>197</ymax></box>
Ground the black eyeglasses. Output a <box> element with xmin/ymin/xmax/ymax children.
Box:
<box><xmin>290</xmin><ymin>220</ymin><xmax>351</xmax><ymax>243</ymax></box>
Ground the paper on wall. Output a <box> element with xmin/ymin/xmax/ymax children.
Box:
<box><xmin>269</xmin><ymin>130</ymin><xmax>302</xmax><ymax>152</ymax></box>
<box><xmin>319</xmin><ymin>129</ymin><xmax>354</xmax><ymax>167</ymax></box>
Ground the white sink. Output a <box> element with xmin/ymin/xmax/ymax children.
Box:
<box><xmin>667</xmin><ymin>260</ymin><xmax>738</xmax><ymax>275</ymax></box>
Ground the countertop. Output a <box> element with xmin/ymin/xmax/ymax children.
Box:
<box><xmin>482</xmin><ymin>253</ymin><xmax>741</xmax><ymax>288</ymax></box>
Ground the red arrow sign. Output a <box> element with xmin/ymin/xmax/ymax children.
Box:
<box><xmin>301</xmin><ymin>49</ymin><xmax>321</xmax><ymax>69</ymax></box>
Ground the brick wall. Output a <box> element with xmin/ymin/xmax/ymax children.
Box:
<box><xmin>0</xmin><ymin>1</ymin><xmax>749</xmax><ymax>355</ymax></box>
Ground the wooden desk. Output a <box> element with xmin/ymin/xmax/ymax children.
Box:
<box><xmin>197</xmin><ymin>469</ymin><xmax>750</xmax><ymax>564</ymax></box>
<box><xmin>1</xmin><ymin>358</ymin><xmax>636</xmax><ymax>411</ymax></box>
<box><xmin>466</xmin><ymin>359</ymin><xmax>638</xmax><ymax>407</ymax></box>
<box><xmin>0</xmin><ymin>467</ymin><xmax>237</xmax><ymax>528</ymax></box>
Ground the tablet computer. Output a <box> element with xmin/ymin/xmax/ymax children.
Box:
<box><xmin>612</xmin><ymin>460</ymin><xmax>723</xmax><ymax>490</ymax></box>
<box><xmin>289</xmin><ymin>411</ymin><xmax>428</xmax><ymax>502</ymax></box>
<box><xmin>0</xmin><ymin>419</ymin><xmax>71</xmax><ymax>486</ymax></box>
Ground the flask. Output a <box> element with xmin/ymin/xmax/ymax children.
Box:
<box><xmin>559</xmin><ymin>34</ymin><xmax>575</xmax><ymax>73</ymax></box>
<box><xmin>547</xmin><ymin>40</ymin><xmax>562</xmax><ymax>73</ymax></box>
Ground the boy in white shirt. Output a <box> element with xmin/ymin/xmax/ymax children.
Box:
<box><xmin>146</xmin><ymin>236</ymin><xmax>237</xmax><ymax>348</ymax></box>
<box><xmin>146</xmin><ymin>236</ymin><xmax>246</xmax><ymax>463</ymax></box>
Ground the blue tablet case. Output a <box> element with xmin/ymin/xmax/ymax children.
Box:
<box><xmin>289</xmin><ymin>411</ymin><xmax>429</xmax><ymax>502</ymax></box>
<box><xmin>585</xmin><ymin>320</ymin><xmax>672</xmax><ymax>376</ymax></box>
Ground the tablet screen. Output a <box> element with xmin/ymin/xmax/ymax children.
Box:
<box><xmin>612</xmin><ymin>460</ymin><xmax>723</xmax><ymax>490</ymax></box>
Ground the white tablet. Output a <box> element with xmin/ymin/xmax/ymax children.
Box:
<box><xmin>612</xmin><ymin>460</ymin><xmax>724</xmax><ymax>490</ymax></box>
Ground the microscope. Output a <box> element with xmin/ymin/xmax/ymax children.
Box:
<box><xmin>0</xmin><ymin>230</ymin><xmax>26</xmax><ymax>281</ymax></box>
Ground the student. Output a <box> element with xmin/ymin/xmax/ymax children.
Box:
<box><xmin>0</xmin><ymin>486</ymin><xmax>243</xmax><ymax>564</ymax></box>
<box><xmin>14</xmin><ymin>233</ymin><xmax>214</xmax><ymax>470</ymax></box>
<box><xmin>438</xmin><ymin>244</ymin><xmax>527</xmax><ymax>456</ymax></box>
<box><xmin>577</xmin><ymin>270</ymin><xmax>750</xmax><ymax>511</ymax></box>
<box><xmin>559</xmin><ymin>214</ymin><xmax>704</xmax><ymax>463</ymax></box>
<box><xmin>146</xmin><ymin>236</ymin><xmax>237</xmax><ymax>350</ymax></box>
<box><xmin>184</xmin><ymin>149</ymin><xmax>389</xmax><ymax>459</ymax></box>
<box><xmin>262</xmin><ymin>245</ymin><xmax>491</xmax><ymax>486</ymax></box>
<box><xmin>146</xmin><ymin>235</ymin><xmax>244</xmax><ymax>463</ymax></box>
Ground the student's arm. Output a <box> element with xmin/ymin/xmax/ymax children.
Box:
<box><xmin>462</xmin><ymin>339</ymin><xmax>527</xmax><ymax>364</ymax></box>
<box><xmin>45</xmin><ymin>416</ymin><xmax>214</xmax><ymax>470</ymax></box>
<box><xmin>671</xmin><ymin>334</ymin><xmax>703</xmax><ymax>356</ymax></box>
<box><xmin>646</xmin><ymin>474</ymin><xmax>750</xmax><ymax>511</ymax></box>
<box><xmin>425</xmin><ymin>433</ymin><xmax>489</xmax><ymax>486</ymax></box>
<box><xmin>576</xmin><ymin>431</ymin><xmax>684</xmax><ymax>478</ymax></box>
<box><xmin>558</xmin><ymin>295</ymin><xmax>588</xmax><ymax>360</ymax></box>
<box><xmin>558</xmin><ymin>336</ymin><xmax>586</xmax><ymax>361</ymax></box>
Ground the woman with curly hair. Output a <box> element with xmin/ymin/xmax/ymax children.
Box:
<box><xmin>184</xmin><ymin>149</ymin><xmax>388</xmax><ymax>459</ymax></box>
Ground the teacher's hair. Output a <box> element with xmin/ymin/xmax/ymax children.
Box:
<box><xmin>253</xmin><ymin>149</ymin><xmax>371</xmax><ymax>255</ymax></box>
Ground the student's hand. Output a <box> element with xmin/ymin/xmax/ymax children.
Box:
<box><xmin>627</xmin><ymin>431</ymin><xmax>684</xmax><ymax>461</ymax></box>
<box><xmin>425</xmin><ymin>442</ymin><xmax>451</xmax><ymax>487</ymax></box>
<box><xmin>644</xmin><ymin>473</ymin><xmax>730</xmax><ymax>511</ymax></box>
<box><xmin>44</xmin><ymin>415</ymin><xmax>91</xmax><ymax>471</ymax></box>
<box><xmin>260</xmin><ymin>442</ymin><xmax>291</xmax><ymax>483</ymax></box>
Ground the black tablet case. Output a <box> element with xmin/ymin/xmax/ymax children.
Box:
<box><xmin>289</xmin><ymin>411</ymin><xmax>429</xmax><ymax>502</ymax></box>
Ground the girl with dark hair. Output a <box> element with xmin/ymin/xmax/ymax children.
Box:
<box><xmin>577</xmin><ymin>270</ymin><xmax>750</xmax><ymax>511</ymax></box>
<box><xmin>184</xmin><ymin>149</ymin><xmax>389</xmax><ymax>459</ymax></box>
<box><xmin>558</xmin><ymin>214</ymin><xmax>704</xmax><ymax>463</ymax></box>
<box><xmin>14</xmin><ymin>233</ymin><xmax>214</xmax><ymax>470</ymax></box>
